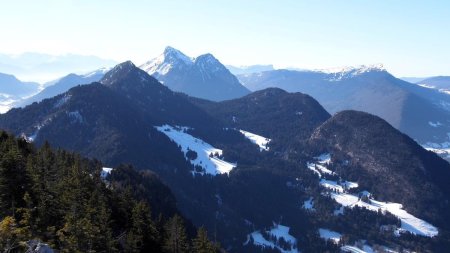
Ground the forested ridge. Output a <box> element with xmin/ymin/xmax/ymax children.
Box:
<box><xmin>0</xmin><ymin>130</ymin><xmax>221</xmax><ymax>253</ymax></box>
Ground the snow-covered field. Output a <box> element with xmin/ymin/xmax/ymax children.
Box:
<box><xmin>244</xmin><ymin>223</ymin><xmax>299</xmax><ymax>253</ymax></box>
<box><xmin>307</xmin><ymin>153</ymin><xmax>438</xmax><ymax>238</ymax></box>
<box><xmin>239</xmin><ymin>129</ymin><xmax>271</xmax><ymax>151</ymax></box>
<box><xmin>330</xmin><ymin>192</ymin><xmax>438</xmax><ymax>237</ymax></box>
<box><xmin>156</xmin><ymin>125</ymin><xmax>236</xmax><ymax>175</ymax></box>
<box><xmin>318</xmin><ymin>228</ymin><xmax>341</xmax><ymax>244</ymax></box>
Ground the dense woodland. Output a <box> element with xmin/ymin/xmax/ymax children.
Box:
<box><xmin>0</xmin><ymin>130</ymin><xmax>221</xmax><ymax>252</ymax></box>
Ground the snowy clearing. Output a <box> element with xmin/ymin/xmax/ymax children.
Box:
<box><xmin>308</xmin><ymin>153</ymin><xmax>438</xmax><ymax>238</ymax></box>
<box><xmin>244</xmin><ymin>223</ymin><xmax>299</xmax><ymax>253</ymax></box>
<box><xmin>239</xmin><ymin>129</ymin><xmax>271</xmax><ymax>151</ymax></box>
<box><xmin>320</xmin><ymin>179</ymin><xmax>359</xmax><ymax>193</ymax></box>
<box><xmin>330</xmin><ymin>192</ymin><xmax>438</xmax><ymax>237</ymax></box>
<box><xmin>156</xmin><ymin>125</ymin><xmax>236</xmax><ymax>175</ymax></box>
<box><xmin>318</xmin><ymin>228</ymin><xmax>341</xmax><ymax>244</ymax></box>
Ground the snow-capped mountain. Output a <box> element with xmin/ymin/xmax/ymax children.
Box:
<box><xmin>238</xmin><ymin>66</ymin><xmax>450</xmax><ymax>159</ymax></box>
<box><xmin>16</xmin><ymin>67</ymin><xmax>109</xmax><ymax>108</ymax></box>
<box><xmin>140</xmin><ymin>47</ymin><xmax>250</xmax><ymax>101</ymax></box>
<box><xmin>226</xmin><ymin>64</ymin><xmax>274</xmax><ymax>75</ymax></box>
<box><xmin>416</xmin><ymin>76</ymin><xmax>450</xmax><ymax>92</ymax></box>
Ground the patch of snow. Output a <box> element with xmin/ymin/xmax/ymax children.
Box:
<box><xmin>101</xmin><ymin>167</ymin><xmax>113</xmax><ymax>179</ymax></box>
<box><xmin>239</xmin><ymin>129</ymin><xmax>271</xmax><ymax>151</ymax></box>
<box><xmin>308</xmin><ymin>153</ymin><xmax>438</xmax><ymax>238</ymax></box>
<box><xmin>330</xmin><ymin>192</ymin><xmax>438</xmax><ymax>237</ymax></box>
<box><xmin>341</xmin><ymin>245</ymin><xmax>370</xmax><ymax>253</ymax></box>
<box><xmin>245</xmin><ymin>223</ymin><xmax>299</xmax><ymax>253</ymax></box>
<box><xmin>333</xmin><ymin>206</ymin><xmax>344</xmax><ymax>215</ymax></box>
<box><xmin>307</xmin><ymin>162</ymin><xmax>322</xmax><ymax>177</ymax></box>
<box><xmin>54</xmin><ymin>94</ymin><xmax>71</xmax><ymax>108</ymax></box>
<box><xmin>314</xmin><ymin>153</ymin><xmax>331</xmax><ymax>164</ymax></box>
<box><xmin>320</xmin><ymin>64</ymin><xmax>385</xmax><ymax>81</ymax></box>
<box><xmin>302</xmin><ymin>197</ymin><xmax>315</xmax><ymax>211</ymax></box>
<box><xmin>67</xmin><ymin>110</ymin><xmax>83</xmax><ymax>123</ymax></box>
<box><xmin>156</xmin><ymin>125</ymin><xmax>236</xmax><ymax>175</ymax></box>
<box><xmin>320</xmin><ymin>179</ymin><xmax>358</xmax><ymax>193</ymax></box>
<box><xmin>318</xmin><ymin>228</ymin><xmax>341</xmax><ymax>244</ymax></box>
<box><xmin>428</xmin><ymin>121</ymin><xmax>442</xmax><ymax>127</ymax></box>
<box><xmin>417</xmin><ymin>83</ymin><xmax>435</xmax><ymax>89</ymax></box>
<box><xmin>422</xmin><ymin>141</ymin><xmax>450</xmax><ymax>158</ymax></box>
<box><xmin>320</xmin><ymin>179</ymin><xmax>344</xmax><ymax>193</ymax></box>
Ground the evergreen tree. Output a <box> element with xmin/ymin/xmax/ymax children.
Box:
<box><xmin>125</xmin><ymin>201</ymin><xmax>160</xmax><ymax>252</ymax></box>
<box><xmin>163</xmin><ymin>214</ymin><xmax>190</xmax><ymax>253</ymax></box>
<box><xmin>192</xmin><ymin>226</ymin><xmax>220</xmax><ymax>253</ymax></box>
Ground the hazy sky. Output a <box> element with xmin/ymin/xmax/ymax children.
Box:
<box><xmin>1</xmin><ymin>0</ymin><xmax>449</xmax><ymax>76</ymax></box>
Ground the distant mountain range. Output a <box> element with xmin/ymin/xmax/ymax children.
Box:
<box><xmin>0</xmin><ymin>72</ymin><xmax>40</xmax><ymax>113</ymax></box>
<box><xmin>1</xmin><ymin>61</ymin><xmax>450</xmax><ymax>252</ymax></box>
<box><xmin>140</xmin><ymin>47</ymin><xmax>250</xmax><ymax>101</ymax></box>
<box><xmin>417</xmin><ymin>76</ymin><xmax>450</xmax><ymax>90</ymax></box>
<box><xmin>226</xmin><ymin>64</ymin><xmax>274</xmax><ymax>75</ymax></box>
<box><xmin>238</xmin><ymin>66</ymin><xmax>450</xmax><ymax>158</ymax></box>
<box><xmin>0</xmin><ymin>52</ymin><xmax>116</xmax><ymax>82</ymax></box>
<box><xmin>16</xmin><ymin>67</ymin><xmax>109</xmax><ymax>107</ymax></box>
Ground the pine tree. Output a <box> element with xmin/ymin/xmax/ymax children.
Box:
<box><xmin>125</xmin><ymin>201</ymin><xmax>160</xmax><ymax>252</ymax></box>
<box><xmin>163</xmin><ymin>214</ymin><xmax>190</xmax><ymax>253</ymax></box>
<box><xmin>192</xmin><ymin>227</ymin><xmax>220</xmax><ymax>253</ymax></box>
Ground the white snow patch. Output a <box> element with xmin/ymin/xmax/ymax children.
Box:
<box><xmin>428</xmin><ymin>121</ymin><xmax>442</xmax><ymax>127</ymax></box>
<box><xmin>417</xmin><ymin>83</ymin><xmax>435</xmax><ymax>89</ymax></box>
<box><xmin>341</xmin><ymin>245</ymin><xmax>370</xmax><ymax>253</ymax></box>
<box><xmin>318</xmin><ymin>228</ymin><xmax>341</xmax><ymax>244</ymax></box>
<box><xmin>245</xmin><ymin>223</ymin><xmax>299</xmax><ymax>253</ymax></box>
<box><xmin>308</xmin><ymin>153</ymin><xmax>438</xmax><ymax>238</ymax></box>
<box><xmin>314</xmin><ymin>153</ymin><xmax>331</xmax><ymax>164</ymax></box>
<box><xmin>54</xmin><ymin>94</ymin><xmax>71</xmax><ymax>108</ymax></box>
<box><xmin>156</xmin><ymin>125</ymin><xmax>236</xmax><ymax>175</ymax></box>
<box><xmin>320</xmin><ymin>179</ymin><xmax>358</xmax><ymax>193</ymax></box>
<box><xmin>239</xmin><ymin>129</ymin><xmax>271</xmax><ymax>151</ymax></box>
<box><xmin>320</xmin><ymin>179</ymin><xmax>345</xmax><ymax>193</ymax></box>
<box><xmin>333</xmin><ymin>206</ymin><xmax>344</xmax><ymax>215</ymax></box>
<box><xmin>330</xmin><ymin>192</ymin><xmax>438</xmax><ymax>237</ymax></box>
<box><xmin>423</xmin><ymin>141</ymin><xmax>450</xmax><ymax>158</ymax></box>
<box><xmin>67</xmin><ymin>110</ymin><xmax>83</xmax><ymax>123</ymax></box>
<box><xmin>101</xmin><ymin>167</ymin><xmax>113</xmax><ymax>179</ymax></box>
<box><xmin>302</xmin><ymin>197</ymin><xmax>315</xmax><ymax>211</ymax></box>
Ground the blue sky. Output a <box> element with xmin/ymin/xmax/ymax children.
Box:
<box><xmin>1</xmin><ymin>0</ymin><xmax>449</xmax><ymax>76</ymax></box>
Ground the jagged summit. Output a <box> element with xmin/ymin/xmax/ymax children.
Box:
<box><xmin>140</xmin><ymin>46</ymin><xmax>193</xmax><ymax>77</ymax></box>
<box><xmin>138</xmin><ymin>47</ymin><xmax>250</xmax><ymax>101</ymax></box>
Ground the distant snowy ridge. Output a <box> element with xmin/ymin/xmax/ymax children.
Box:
<box><xmin>141</xmin><ymin>46</ymin><xmax>193</xmax><ymax>76</ymax></box>
<box><xmin>156</xmin><ymin>125</ymin><xmax>236</xmax><ymax>175</ymax></box>
<box><xmin>239</xmin><ymin>129</ymin><xmax>271</xmax><ymax>151</ymax></box>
